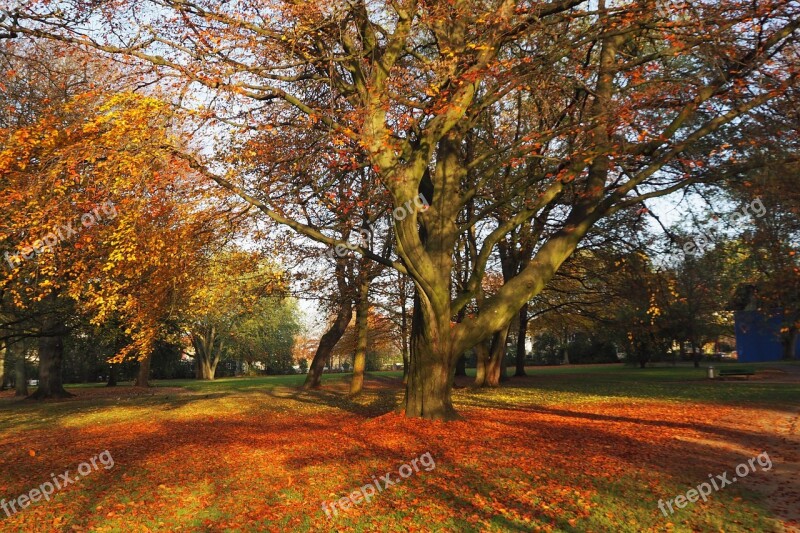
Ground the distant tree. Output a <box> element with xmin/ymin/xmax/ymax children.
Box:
<box><xmin>228</xmin><ymin>296</ymin><xmax>302</xmax><ymax>375</ymax></box>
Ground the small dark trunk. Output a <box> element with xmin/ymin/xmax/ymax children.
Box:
<box><xmin>29</xmin><ymin>324</ymin><xmax>72</xmax><ymax>399</ymax></box>
<box><xmin>691</xmin><ymin>340</ymin><xmax>700</xmax><ymax>368</ymax></box>
<box><xmin>106</xmin><ymin>364</ymin><xmax>118</xmax><ymax>387</ymax></box>
<box><xmin>135</xmin><ymin>354</ymin><xmax>151</xmax><ymax>387</ymax></box>
<box><xmin>454</xmin><ymin>353</ymin><xmax>467</xmax><ymax>376</ymax></box>
<box><xmin>515</xmin><ymin>304</ymin><xmax>528</xmax><ymax>377</ymax></box>
<box><xmin>15</xmin><ymin>352</ymin><xmax>28</xmax><ymax>397</ymax></box>
<box><xmin>782</xmin><ymin>329</ymin><xmax>798</xmax><ymax>361</ymax></box>
<box><xmin>304</xmin><ymin>304</ymin><xmax>353</xmax><ymax>389</ymax></box>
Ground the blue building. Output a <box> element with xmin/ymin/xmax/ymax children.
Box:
<box><xmin>734</xmin><ymin>310</ymin><xmax>799</xmax><ymax>363</ymax></box>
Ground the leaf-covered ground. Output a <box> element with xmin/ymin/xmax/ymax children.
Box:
<box><xmin>1</xmin><ymin>364</ymin><xmax>798</xmax><ymax>532</ymax></box>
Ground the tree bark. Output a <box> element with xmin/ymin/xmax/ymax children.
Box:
<box><xmin>304</xmin><ymin>303</ymin><xmax>353</xmax><ymax>389</ymax></box>
<box><xmin>135</xmin><ymin>353</ymin><xmax>151</xmax><ymax>387</ymax></box>
<box><xmin>192</xmin><ymin>326</ymin><xmax>219</xmax><ymax>380</ymax></box>
<box><xmin>29</xmin><ymin>318</ymin><xmax>72</xmax><ymax>399</ymax></box>
<box><xmin>404</xmin><ymin>291</ymin><xmax>458</xmax><ymax>420</ymax></box>
<box><xmin>515</xmin><ymin>304</ymin><xmax>528</xmax><ymax>377</ymax></box>
<box><xmin>400</xmin><ymin>280</ymin><xmax>410</xmax><ymax>385</ymax></box>
<box><xmin>484</xmin><ymin>324</ymin><xmax>511</xmax><ymax>387</ymax></box>
<box><xmin>401</xmin><ymin>342</ymin><xmax>409</xmax><ymax>385</ymax></box>
<box><xmin>349</xmin><ymin>276</ymin><xmax>370</xmax><ymax>395</ymax></box>
<box><xmin>474</xmin><ymin>341</ymin><xmax>488</xmax><ymax>387</ymax></box>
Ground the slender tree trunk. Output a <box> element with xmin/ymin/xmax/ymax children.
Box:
<box><xmin>0</xmin><ymin>342</ymin><xmax>6</xmax><ymax>391</ymax></box>
<box><xmin>304</xmin><ymin>304</ymin><xmax>353</xmax><ymax>389</ymax></box>
<box><xmin>562</xmin><ymin>328</ymin><xmax>570</xmax><ymax>365</ymax></box>
<box><xmin>474</xmin><ymin>341</ymin><xmax>489</xmax><ymax>387</ymax></box>
<box><xmin>350</xmin><ymin>277</ymin><xmax>371</xmax><ymax>395</ymax></box>
<box><xmin>15</xmin><ymin>346</ymin><xmax>27</xmax><ymax>397</ymax></box>
<box><xmin>135</xmin><ymin>353</ymin><xmax>151</xmax><ymax>387</ymax></box>
<box><xmin>484</xmin><ymin>324</ymin><xmax>511</xmax><ymax>387</ymax></box>
<box><xmin>783</xmin><ymin>328</ymin><xmax>798</xmax><ymax>361</ymax></box>
<box><xmin>29</xmin><ymin>318</ymin><xmax>72</xmax><ymax>399</ymax></box>
<box><xmin>515</xmin><ymin>304</ymin><xmax>528</xmax><ymax>377</ymax></box>
<box><xmin>691</xmin><ymin>339</ymin><xmax>700</xmax><ymax>368</ymax></box>
<box><xmin>401</xmin><ymin>343</ymin><xmax>410</xmax><ymax>385</ymax></box>
<box><xmin>400</xmin><ymin>286</ymin><xmax>410</xmax><ymax>385</ymax></box>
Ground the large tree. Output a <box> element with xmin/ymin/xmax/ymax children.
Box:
<box><xmin>5</xmin><ymin>0</ymin><xmax>798</xmax><ymax>416</ymax></box>
<box><xmin>0</xmin><ymin>43</ymin><xmax>223</xmax><ymax>395</ymax></box>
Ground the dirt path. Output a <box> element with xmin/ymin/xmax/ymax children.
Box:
<box><xmin>713</xmin><ymin>366</ymin><xmax>800</xmax><ymax>532</ymax></box>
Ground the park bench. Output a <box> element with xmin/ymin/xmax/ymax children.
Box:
<box><xmin>718</xmin><ymin>369</ymin><xmax>755</xmax><ymax>380</ymax></box>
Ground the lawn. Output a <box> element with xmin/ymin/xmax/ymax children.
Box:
<box><xmin>0</xmin><ymin>364</ymin><xmax>798</xmax><ymax>532</ymax></box>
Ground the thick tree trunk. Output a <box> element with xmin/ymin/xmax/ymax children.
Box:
<box><xmin>29</xmin><ymin>320</ymin><xmax>72</xmax><ymax>399</ymax></box>
<box><xmin>15</xmin><ymin>350</ymin><xmax>27</xmax><ymax>397</ymax></box>
<box><xmin>515</xmin><ymin>304</ymin><xmax>528</xmax><ymax>377</ymax></box>
<box><xmin>192</xmin><ymin>327</ymin><xmax>219</xmax><ymax>380</ymax></box>
<box><xmin>349</xmin><ymin>277</ymin><xmax>370</xmax><ymax>395</ymax></box>
<box><xmin>304</xmin><ymin>304</ymin><xmax>353</xmax><ymax>389</ymax></box>
<box><xmin>197</xmin><ymin>358</ymin><xmax>215</xmax><ymax>380</ymax></box>
<box><xmin>135</xmin><ymin>354</ymin><xmax>151</xmax><ymax>387</ymax></box>
<box><xmin>404</xmin><ymin>293</ymin><xmax>458</xmax><ymax>420</ymax></box>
